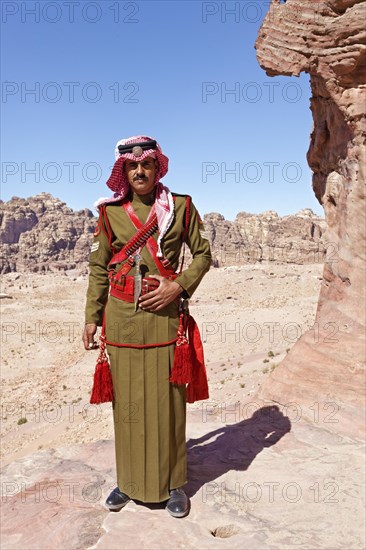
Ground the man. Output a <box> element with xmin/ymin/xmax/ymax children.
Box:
<box><xmin>82</xmin><ymin>135</ymin><xmax>212</xmax><ymax>517</ymax></box>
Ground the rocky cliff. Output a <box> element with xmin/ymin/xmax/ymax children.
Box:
<box><xmin>255</xmin><ymin>0</ymin><xmax>366</xmax><ymax>439</ymax></box>
<box><xmin>206</xmin><ymin>208</ymin><xmax>326</xmax><ymax>266</ymax></box>
<box><xmin>0</xmin><ymin>193</ymin><xmax>95</xmax><ymax>273</ymax></box>
<box><xmin>0</xmin><ymin>193</ymin><xmax>325</xmax><ymax>273</ymax></box>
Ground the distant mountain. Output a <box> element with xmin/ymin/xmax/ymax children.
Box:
<box><xmin>0</xmin><ymin>193</ymin><xmax>326</xmax><ymax>273</ymax></box>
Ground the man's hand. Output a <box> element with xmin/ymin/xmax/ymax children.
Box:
<box><xmin>83</xmin><ymin>323</ymin><xmax>98</xmax><ymax>350</ymax></box>
<box><xmin>139</xmin><ymin>275</ymin><xmax>183</xmax><ymax>312</ymax></box>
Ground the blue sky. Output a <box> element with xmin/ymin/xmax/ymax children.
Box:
<box><xmin>1</xmin><ymin>0</ymin><xmax>322</xmax><ymax>220</ymax></box>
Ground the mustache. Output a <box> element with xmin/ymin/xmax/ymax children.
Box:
<box><xmin>133</xmin><ymin>175</ymin><xmax>147</xmax><ymax>181</ymax></box>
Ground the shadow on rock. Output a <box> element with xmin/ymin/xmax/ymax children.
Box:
<box><xmin>185</xmin><ymin>405</ymin><xmax>291</xmax><ymax>498</ymax></box>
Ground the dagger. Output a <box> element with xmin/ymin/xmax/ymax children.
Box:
<box><xmin>133</xmin><ymin>253</ymin><xmax>143</xmax><ymax>311</ymax></box>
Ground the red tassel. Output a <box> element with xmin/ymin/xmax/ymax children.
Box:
<box><xmin>186</xmin><ymin>315</ymin><xmax>209</xmax><ymax>403</ymax></box>
<box><xmin>170</xmin><ymin>314</ymin><xmax>193</xmax><ymax>385</ymax></box>
<box><xmin>90</xmin><ymin>338</ymin><xmax>114</xmax><ymax>404</ymax></box>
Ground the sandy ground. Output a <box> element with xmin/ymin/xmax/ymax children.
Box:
<box><xmin>1</xmin><ymin>264</ymin><xmax>365</xmax><ymax>549</ymax></box>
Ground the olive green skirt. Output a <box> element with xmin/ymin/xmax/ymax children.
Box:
<box><xmin>105</xmin><ymin>298</ymin><xmax>187</xmax><ymax>503</ymax></box>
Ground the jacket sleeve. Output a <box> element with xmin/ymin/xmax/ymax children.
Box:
<box><xmin>84</xmin><ymin>209</ymin><xmax>113</xmax><ymax>326</ymax></box>
<box><xmin>174</xmin><ymin>201</ymin><xmax>212</xmax><ymax>297</ymax></box>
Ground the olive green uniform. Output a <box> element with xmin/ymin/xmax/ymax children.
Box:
<box><xmin>85</xmin><ymin>191</ymin><xmax>211</xmax><ymax>502</ymax></box>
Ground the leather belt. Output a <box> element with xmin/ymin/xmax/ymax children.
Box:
<box><xmin>110</xmin><ymin>276</ymin><xmax>160</xmax><ymax>303</ymax></box>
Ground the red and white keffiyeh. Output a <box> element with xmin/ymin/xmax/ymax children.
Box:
<box><xmin>95</xmin><ymin>135</ymin><xmax>174</xmax><ymax>257</ymax></box>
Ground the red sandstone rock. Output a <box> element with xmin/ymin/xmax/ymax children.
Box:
<box><xmin>255</xmin><ymin>0</ymin><xmax>366</xmax><ymax>440</ymax></box>
<box><xmin>1</xmin><ymin>420</ymin><xmax>364</xmax><ymax>549</ymax></box>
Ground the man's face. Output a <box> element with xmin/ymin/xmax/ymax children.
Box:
<box><xmin>124</xmin><ymin>156</ymin><xmax>157</xmax><ymax>195</ymax></box>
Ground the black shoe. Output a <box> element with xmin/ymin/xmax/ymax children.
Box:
<box><xmin>166</xmin><ymin>488</ymin><xmax>190</xmax><ymax>518</ymax></box>
<box><xmin>105</xmin><ymin>487</ymin><xmax>131</xmax><ymax>511</ymax></box>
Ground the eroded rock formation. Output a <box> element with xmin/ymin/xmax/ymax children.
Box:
<box><xmin>255</xmin><ymin>0</ymin><xmax>366</xmax><ymax>439</ymax></box>
<box><xmin>0</xmin><ymin>193</ymin><xmax>95</xmax><ymax>273</ymax></box>
<box><xmin>206</xmin><ymin>208</ymin><xmax>326</xmax><ymax>266</ymax></box>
